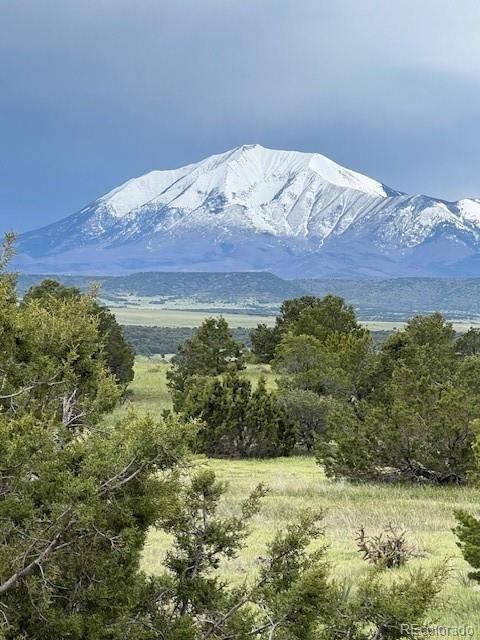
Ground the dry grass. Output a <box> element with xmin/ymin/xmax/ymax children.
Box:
<box><xmin>112</xmin><ymin>307</ymin><xmax>276</xmax><ymax>328</ymax></box>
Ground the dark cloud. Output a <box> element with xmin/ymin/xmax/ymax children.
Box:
<box><xmin>1</xmin><ymin>0</ymin><xmax>480</xmax><ymax>231</ymax></box>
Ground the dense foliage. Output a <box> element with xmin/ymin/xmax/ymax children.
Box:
<box><xmin>24</xmin><ymin>278</ymin><xmax>135</xmax><ymax>386</ymax></box>
<box><xmin>123</xmin><ymin>325</ymin><xmax>251</xmax><ymax>356</ymax></box>
<box><xmin>317</xmin><ymin>313</ymin><xmax>480</xmax><ymax>483</ymax></box>
<box><xmin>0</xmin><ymin>238</ymin><xmax>190</xmax><ymax>638</ymax></box>
<box><xmin>251</xmin><ymin>294</ymin><xmax>368</xmax><ymax>365</ymax></box>
<box><xmin>167</xmin><ymin>317</ymin><xmax>245</xmax><ymax>410</ymax></box>
<box><xmin>182</xmin><ymin>372</ymin><xmax>296</xmax><ymax>458</ymax></box>
<box><xmin>454</xmin><ymin>419</ymin><xmax>480</xmax><ymax>583</ymax></box>
<box><xmin>250</xmin><ymin>295</ymin><xmax>323</xmax><ymax>363</ymax></box>
<box><xmin>278</xmin><ymin>389</ymin><xmax>329</xmax><ymax>451</ymax></box>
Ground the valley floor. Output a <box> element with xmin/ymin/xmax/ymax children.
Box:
<box><xmin>127</xmin><ymin>358</ymin><xmax>480</xmax><ymax>630</ymax></box>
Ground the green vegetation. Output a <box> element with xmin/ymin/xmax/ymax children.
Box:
<box><xmin>455</xmin><ymin>420</ymin><xmax>480</xmax><ymax>584</ymax></box>
<box><xmin>17</xmin><ymin>271</ymin><xmax>480</xmax><ymax>320</ymax></box>
<box><xmin>298</xmin><ymin>276</ymin><xmax>480</xmax><ymax>319</ymax></box>
<box><xmin>125</xmin><ymin>360</ymin><xmax>480</xmax><ymax>628</ymax></box>
<box><xmin>24</xmin><ymin>278</ymin><xmax>135</xmax><ymax>386</ymax></box>
<box><xmin>183</xmin><ymin>372</ymin><xmax>296</xmax><ymax>458</ymax></box>
<box><xmin>0</xmin><ymin>238</ymin><xmax>189</xmax><ymax>638</ymax></box>
<box><xmin>5</xmin><ymin>256</ymin><xmax>480</xmax><ymax>636</ymax></box>
<box><xmin>319</xmin><ymin>313</ymin><xmax>480</xmax><ymax>483</ymax></box>
<box><xmin>167</xmin><ymin>317</ymin><xmax>245</xmax><ymax>410</ymax></box>
<box><xmin>123</xmin><ymin>325</ymin><xmax>252</xmax><ymax>355</ymax></box>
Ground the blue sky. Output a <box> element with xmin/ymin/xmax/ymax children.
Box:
<box><xmin>1</xmin><ymin>0</ymin><xmax>480</xmax><ymax>232</ymax></box>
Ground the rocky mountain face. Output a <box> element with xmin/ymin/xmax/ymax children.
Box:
<box><xmin>15</xmin><ymin>144</ymin><xmax>480</xmax><ymax>277</ymax></box>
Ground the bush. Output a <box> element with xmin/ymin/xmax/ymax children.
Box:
<box><xmin>318</xmin><ymin>314</ymin><xmax>480</xmax><ymax>483</ymax></box>
<box><xmin>279</xmin><ymin>389</ymin><xmax>329</xmax><ymax>451</ymax></box>
<box><xmin>356</xmin><ymin>524</ymin><xmax>421</xmax><ymax>569</ymax></box>
<box><xmin>182</xmin><ymin>372</ymin><xmax>296</xmax><ymax>458</ymax></box>
<box><xmin>454</xmin><ymin>419</ymin><xmax>480</xmax><ymax>584</ymax></box>
<box><xmin>167</xmin><ymin>316</ymin><xmax>245</xmax><ymax>410</ymax></box>
<box><xmin>141</xmin><ymin>468</ymin><xmax>448</xmax><ymax>640</ymax></box>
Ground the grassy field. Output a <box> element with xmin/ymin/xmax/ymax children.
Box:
<box><xmin>113</xmin><ymin>307</ymin><xmax>276</xmax><ymax>328</ymax></box>
<box><xmin>127</xmin><ymin>357</ymin><xmax>480</xmax><ymax>630</ymax></box>
<box><xmin>113</xmin><ymin>307</ymin><xmax>480</xmax><ymax>336</ymax></box>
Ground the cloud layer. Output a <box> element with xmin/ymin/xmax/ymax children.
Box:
<box><xmin>1</xmin><ymin>0</ymin><xmax>480</xmax><ymax>231</ymax></box>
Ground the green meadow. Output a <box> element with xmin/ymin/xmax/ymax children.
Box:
<box><xmin>125</xmin><ymin>357</ymin><xmax>480</xmax><ymax>631</ymax></box>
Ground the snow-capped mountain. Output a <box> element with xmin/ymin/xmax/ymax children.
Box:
<box><xmin>15</xmin><ymin>144</ymin><xmax>480</xmax><ymax>277</ymax></box>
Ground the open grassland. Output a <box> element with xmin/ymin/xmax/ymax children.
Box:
<box><xmin>113</xmin><ymin>307</ymin><xmax>276</xmax><ymax>328</ymax></box>
<box><xmin>128</xmin><ymin>358</ymin><xmax>480</xmax><ymax>630</ymax></box>
<box><xmin>113</xmin><ymin>306</ymin><xmax>480</xmax><ymax>335</ymax></box>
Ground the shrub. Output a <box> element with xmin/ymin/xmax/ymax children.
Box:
<box><xmin>279</xmin><ymin>388</ymin><xmax>329</xmax><ymax>451</ymax></box>
<box><xmin>356</xmin><ymin>524</ymin><xmax>422</xmax><ymax>569</ymax></box>
<box><xmin>454</xmin><ymin>419</ymin><xmax>480</xmax><ymax>584</ymax></box>
<box><xmin>182</xmin><ymin>372</ymin><xmax>296</xmax><ymax>458</ymax></box>
<box><xmin>142</xmin><ymin>469</ymin><xmax>448</xmax><ymax>640</ymax></box>
<box><xmin>318</xmin><ymin>314</ymin><xmax>480</xmax><ymax>483</ymax></box>
<box><xmin>167</xmin><ymin>316</ymin><xmax>245</xmax><ymax>410</ymax></box>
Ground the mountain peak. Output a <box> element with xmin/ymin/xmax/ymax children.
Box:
<box><xmin>15</xmin><ymin>145</ymin><xmax>480</xmax><ymax>278</ymax></box>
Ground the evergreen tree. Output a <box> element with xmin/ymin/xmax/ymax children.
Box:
<box><xmin>454</xmin><ymin>419</ymin><xmax>480</xmax><ymax>583</ymax></box>
<box><xmin>456</xmin><ymin>327</ymin><xmax>480</xmax><ymax>357</ymax></box>
<box><xmin>167</xmin><ymin>317</ymin><xmax>245</xmax><ymax>410</ymax></box>
<box><xmin>140</xmin><ymin>469</ymin><xmax>447</xmax><ymax>640</ymax></box>
<box><xmin>318</xmin><ymin>314</ymin><xmax>480</xmax><ymax>483</ymax></box>
<box><xmin>0</xmin><ymin>237</ymin><xmax>190</xmax><ymax>638</ymax></box>
<box><xmin>250</xmin><ymin>295</ymin><xmax>356</xmax><ymax>364</ymax></box>
<box><xmin>279</xmin><ymin>389</ymin><xmax>328</xmax><ymax>451</ymax></box>
<box><xmin>23</xmin><ymin>279</ymin><xmax>135</xmax><ymax>386</ymax></box>
<box><xmin>274</xmin><ymin>331</ymin><xmax>372</xmax><ymax>400</ymax></box>
<box><xmin>182</xmin><ymin>372</ymin><xmax>296</xmax><ymax>458</ymax></box>
<box><xmin>289</xmin><ymin>294</ymin><xmax>366</xmax><ymax>342</ymax></box>
<box><xmin>249</xmin><ymin>322</ymin><xmax>280</xmax><ymax>363</ymax></box>
<box><xmin>277</xmin><ymin>295</ymin><xmax>325</xmax><ymax>330</ymax></box>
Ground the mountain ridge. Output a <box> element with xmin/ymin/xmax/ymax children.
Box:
<box><xmin>14</xmin><ymin>144</ymin><xmax>480</xmax><ymax>277</ymax></box>
<box><xmin>16</xmin><ymin>271</ymin><xmax>480</xmax><ymax>319</ymax></box>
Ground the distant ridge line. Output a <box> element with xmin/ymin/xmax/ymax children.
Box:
<box><xmin>16</xmin><ymin>272</ymin><xmax>480</xmax><ymax>319</ymax></box>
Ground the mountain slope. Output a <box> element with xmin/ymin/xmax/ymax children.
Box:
<box><xmin>15</xmin><ymin>144</ymin><xmax>480</xmax><ymax>277</ymax></box>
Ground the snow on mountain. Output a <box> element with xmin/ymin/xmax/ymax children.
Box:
<box><xmin>14</xmin><ymin>145</ymin><xmax>480</xmax><ymax>277</ymax></box>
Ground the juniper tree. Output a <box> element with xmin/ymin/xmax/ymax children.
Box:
<box><xmin>455</xmin><ymin>419</ymin><xmax>480</xmax><ymax>583</ymax></box>
<box><xmin>23</xmin><ymin>278</ymin><xmax>135</xmax><ymax>386</ymax></box>
<box><xmin>167</xmin><ymin>317</ymin><xmax>245</xmax><ymax>410</ymax></box>
<box><xmin>279</xmin><ymin>388</ymin><xmax>329</xmax><ymax>451</ymax></box>
<box><xmin>182</xmin><ymin>372</ymin><xmax>296</xmax><ymax>458</ymax></box>
<box><xmin>0</xmin><ymin>237</ymin><xmax>190</xmax><ymax>638</ymax></box>
<box><xmin>140</xmin><ymin>469</ymin><xmax>447</xmax><ymax>640</ymax></box>
<box><xmin>250</xmin><ymin>294</ymin><xmax>363</xmax><ymax>364</ymax></box>
<box><xmin>318</xmin><ymin>314</ymin><xmax>480</xmax><ymax>483</ymax></box>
